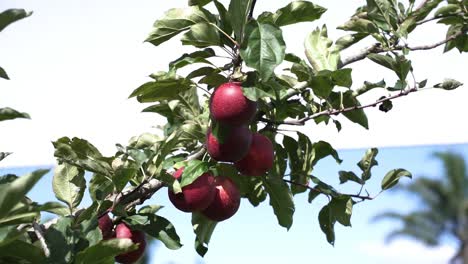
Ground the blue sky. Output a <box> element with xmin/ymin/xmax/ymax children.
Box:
<box><xmin>2</xmin><ymin>143</ymin><xmax>466</xmax><ymax>264</ymax></box>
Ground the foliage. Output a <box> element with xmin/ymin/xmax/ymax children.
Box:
<box><xmin>1</xmin><ymin>0</ymin><xmax>466</xmax><ymax>262</ymax></box>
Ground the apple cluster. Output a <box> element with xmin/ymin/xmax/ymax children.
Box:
<box><xmin>208</xmin><ymin>82</ymin><xmax>274</xmax><ymax>177</ymax></box>
<box><xmin>98</xmin><ymin>214</ymin><xmax>146</xmax><ymax>264</ymax></box>
<box><xmin>167</xmin><ymin>82</ymin><xmax>275</xmax><ymax>221</ymax></box>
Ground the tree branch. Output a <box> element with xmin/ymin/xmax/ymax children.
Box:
<box><xmin>282</xmin><ymin>179</ymin><xmax>374</xmax><ymax>201</ymax></box>
<box><xmin>416</xmin><ymin>13</ymin><xmax>463</xmax><ymax>26</ymax></box>
<box><xmin>32</xmin><ymin>221</ymin><xmax>50</xmax><ymax>257</ymax></box>
<box><xmin>260</xmin><ymin>87</ymin><xmax>418</xmax><ymax>126</ymax></box>
<box><xmin>340</xmin><ymin>32</ymin><xmax>464</xmax><ymax>67</ymax></box>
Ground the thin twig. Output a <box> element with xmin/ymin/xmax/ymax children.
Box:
<box><xmin>282</xmin><ymin>179</ymin><xmax>374</xmax><ymax>201</ymax></box>
<box><xmin>260</xmin><ymin>87</ymin><xmax>418</xmax><ymax>126</ymax></box>
<box><xmin>210</xmin><ymin>22</ymin><xmax>239</xmax><ymax>48</ymax></box>
<box><xmin>416</xmin><ymin>13</ymin><xmax>463</xmax><ymax>26</ymax></box>
<box><xmin>186</xmin><ymin>147</ymin><xmax>206</xmax><ymax>161</ymax></box>
<box><xmin>340</xmin><ymin>32</ymin><xmax>464</xmax><ymax>67</ymax></box>
<box><xmin>32</xmin><ymin>221</ymin><xmax>50</xmax><ymax>257</ymax></box>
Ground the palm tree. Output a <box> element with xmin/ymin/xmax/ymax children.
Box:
<box><xmin>374</xmin><ymin>151</ymin><xmax>468</xmax><ymax>264</ymax></box>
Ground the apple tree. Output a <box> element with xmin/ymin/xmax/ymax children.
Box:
<box><xmin>1</xmin><ymin>0</ymin><xmax>466</xmax><ymax>263</ymax></box>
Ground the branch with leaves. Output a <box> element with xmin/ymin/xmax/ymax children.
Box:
<box><xmin>1</xmin><ymin>0</ymin><xmax>466</xmax><ymax>263</ymax></box>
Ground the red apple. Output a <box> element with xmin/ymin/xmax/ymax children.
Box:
<box><xmin>98</xmin><ymin>213</ymin><xmax>113</xmax><ymax>240</ymax></box>
<box><xmin>202</xmin><ymin>176</ymin><xmax>241</xmax><ymax>222</ymax></box>
<box><xmin>114</xmin><ymin>223</ymin><xmax>146</xmax><ymax>264</ymax></box>
<box><xmin>168</xmin><ymin>167</ymin><xmax>216</xmax><ymax>212</ymax></box>
<box><xmin>206</xmin><ymin>125</ymin><xmax>252</xmax><ymax>162</ymax></box>
<box><xmin>234</xmin><ymin>133</ymin><xmax>274</xmax><ymax>176</ymax></box>
<box><xmin>210</xmin><ymin>82</ymin><xmax>257</xmax><ymax>126</ymax></box>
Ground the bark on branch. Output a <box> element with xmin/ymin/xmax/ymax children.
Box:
<box><xmin>340</xmin><ymin>31</ymin><xmax>464</xmax><ymax>68</ymax></box>
<box><xmin>260</xmin><ymin>87</ymin><xmax>418</xmax><ymax>126</ymax></box>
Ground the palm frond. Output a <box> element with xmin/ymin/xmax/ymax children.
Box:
<box><xmin>433</xmin><ymin>152</ymin><xmax>467</xmax><ymax>200</ymax></box>
<box><xmin>385</xmin><ymin>228</ymin><xmax>439</xmax><ymax>246</ymax></box>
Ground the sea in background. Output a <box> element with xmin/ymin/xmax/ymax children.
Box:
<box><xmin>2</xmin><ymin>143</ymin><xmax>467</xmax><ymax>264</ymax></box>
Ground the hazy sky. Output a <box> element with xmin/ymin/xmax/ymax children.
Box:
<box><xmin>1</xmin><ymin>0</ymin><xmax>467</xmax><ymax>168</ymax></box>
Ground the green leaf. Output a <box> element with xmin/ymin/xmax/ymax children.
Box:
<box><xmin>124</xmin><ymin>214</ymin><xmax>182</xmax><ymax>250</ymax></box>
<box><xmin>0</xmin><ymin>9</ymin><xmax>32</xmax><ymax>32</ymax></box>
<box><xmin>53</xmin><ymin>137</ymin><xmax>113</xmax><ymax>176</ymax></box>
<box><xmin>145</xmin><ymin>7</ymin><xmax>216</xmax><ymax>46</ymax></box>
<box><xmin>367</xmin><ymin>54</ymin><xmax>395</xmax><ymax>71</ymax></box>
<box><xmin>138</xmin><ymin>205</ymin><xmax>163</xmax><ymax>214</ymax></box>
<box><xmin>241</xmin><ymin>86</ymin><xmax>275</xmax><ymax>101</ymax></box>
<box><xmin>443</xmin><ymin>24</ymin><xmax>467</xmax><ymax>53</ymax></box>
<box><xmin>381</xmin><ymin>168</ymin><xmax>412</xmax><ymax>190</ymax></box>
<box><xmin>329</xmin><ymin>196</ymin><xmax>353</xmax><ymax>226</ymax></box>
<box><xmin>192</xmin><ymin>213</ymin><xmax>217</xmax><ymax>257</ymax></box>
<box><xmin>228</xmin><ymin>0</ymin><xmax>253</xmax><ymax>43</ymax></box>
<box><xmin>214</xmin><ymin>0</ymin><xmax>233</xmax><ymax>37</ymax></box>
<box><xmin>262</xmin><ymin>177</ymin><xmax>295</xmax><ymax>230</ymax></box>
<box><xmin>339</xmin><ymin>171</ymin><xmax>364</xmax><ymax>184</ymax></box>
<box><xmin>354</xmin><ymin>79</ymin><xmax>386</xmax><ymax>95</ymax></box>
<box><xmin>44</xmin><ymin>217</ymin><xmax>75</xmax><ymax>263</ymax></box>
<box><xmin>330</xmin><ymin>91</ymin><xmax>369</xmax><ymax>129</ymax></box>
<box><xmin>434</xmin><ymin>78</ymin><xmax>463</xmax><ymax>90</ymax></box>
<box><xmin>0</xmin><ymin>107</ymin><xmax>30</xmax><ymax>122</ymax></box>
<box><xmin>199</xmin><ymin>72</ymin><xmax>228</xmax><ymax>87</ymax></box>
<box><xmin>310</xmin><ymin>140</ymin><xmax>342</xmax><ymax>167</ymax></box>
<box><xmin>318</xmin><ymin>204</ymin><xmax>335</xmax><ymax>245</ymax></box>
<box><xmin>75</xmin><ymin>239</ymin><xmax>138</xmax><ymax>264</ymax></box>
<box><xmin>169</xmin><ymin>49</ymin><xmax>215</xmax><ymax>73</ymax></box>
<box><xmin>358</xmin><ymin>148</ymin><xmax>379</xmax><ymax>182</ymax></box>
<box><xmin>0</xmin><ymin>152</ymin><xmax>12</xmax><ymax>162</ymax></box>
<box><xmin>308</xmin><ymin>189</ymin><xmax>321</xmax><ymax>203</ymax></box>
<box><xmin>434</xmin><ymin>4</ymin><xmax>460</xmax><ymax>17</ymax></box>
<box><xmin>366</xmin><ymin>0</ymin><xmax>399</xmax><ymax>31</ymax></box>
<box><xmin>0</xmin><ymin>169</ymin><xmax>49</xmax><ymax>219</ymax></box>
<box><xmin>89</xmin><ymin>173</ymin><xmax>114</xmax><ymax>202</ymax></box>
<box><xmin>0</xmin><ymin>66</ymin><xmax>9</xmax><ymax>80</ymax></box>
<box><xmin>411</xmin><ymin>0</ymin><xmax>444</xmax><ymax>21</ymax></box>
<box><xmin>0</xmin><ymin>226</ymin><xmax>24</xmax><ymax>247</ymax></box>
<box><xmin>337</xmin><ymin>18</ymin><xmax>379</xmax><ymax>34</ymax></box>
<box><xmin>335</xmin><ymin>33</ymin><xmax>367</xmax><ymax>51</ymax></box>
<box><xmin>179</xmin><ymin>160</ymin><xmax>210</xmax><ymax>187</ymax></box>
<box><xmin>309</xmin><ymin>73</ymin><xmax>334</xmax><ymax>98</ymax></box>
<box><xmin>331</xmin><ymin>68</ymin><xmax>353</xmax><ymax>88</ymax></box>
<box><xmin>304</xmin><ymin>25</ymin><xmax>340</xmax><ymax>71</ymax></box>
<box><xmin>0</xmin><ymin>239</ymin><xmax>45</xmax><ymax>264</ymax></box>
<box><xmin>53</xmin><ymin>164</ymin><xmax>86</xmax><ymax>213</ymax></box>
<box><xmin>271</xmin><ymin>1</ymin><xmax>326</xmax><ymax>27</ymax></box>
<box><xmin>36</xmin><ymin>201</ymin><xmax>70</xmax><ymax>216</ymax></box>
<box><xmin>181</xmin><ymin>22</ymin><xmax>222</xmax><ymax>47</ymax></box>
<box><xmin>113</xmin><ymin>162</ymin><xmax>137</xmax><ymax>192</ymax></box>
<box><xmin>240</xmin><ymin>20</ymin><xmax>286</xmax><ymax>80</ymax></box>
<box><xmin>129</xmin><ymin>73</ymin><xmax>194</xmax><ymax>103</ymax></box>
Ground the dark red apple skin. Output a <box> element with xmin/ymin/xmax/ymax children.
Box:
<box><xmin>168</xmin><ymin>167</ymin><xmax>216</xmax><ymax>212</ymax></box>
<box><xmin>234</xmin><ymin>133</ymin><xmax>274</xmax><ymax>176</ymax></box>
<box><xmin>210</xmin><ymin>82</ymin><xmax>257</xmax><ymax>126</ymax></box>
<box><xmin>98</xmin><ymin>214</ymin><xmax>114</xmax><ymax>240</ymax></box>
<box><xmin>202</xmin><ymin>176</ymin><xmax>241</xmax><ymax>222</ymax></box>
<box><xmin>206</xmin><ymin>126</ymin><xmax>252</xmax><ymax>162</ymax></box>
<box><xmin>114</xmin><ymin>223</ymin><xmax>146</xmax><ymax>264</ymax></box>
